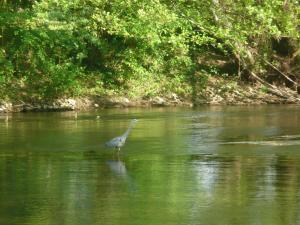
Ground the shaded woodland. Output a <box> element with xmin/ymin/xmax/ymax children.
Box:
<box><xmin>1</xmin><ymin>0</ymin><xmax>300</xmax><ymax>101</ymax></box>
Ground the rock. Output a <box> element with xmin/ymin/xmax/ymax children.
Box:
<box><xmin>54</xmin><ymin>98</ymin><xmax>77</xmax><ymax>110</ymax></box>
<box><xmin>169</xmin><ymin>93</ymin><xmax>182</xmax><ymax>104</ymax></box>
<box><xmin>152</xmin><ymin>96</ymin><xmax>165</xmax><ymax>106</ymax></box>
<box><xmin>0</xmin><ymin>102</ymin><xmax>12</xmax><ymax>112</ymax></box>
<box><xmin>123</xmin><ymin>98</ymin><xmax>130</xmax><ymax>103</ymax></box>
<box><xmin>24</xmin><ymin>104</ymin><xmax>34</xmax><ymax>111</ymax></box>
<box><xmin>210</xmin><ymin>95</ymin><xmax>223</xmax><ymax>104</ymax></box>
<box><xmin>66</xmin><ymin>99</ymin><xmax>76</xmax><ymax>109</ymax></box>
<box><xmin>106</xmin><ymin>97</ymin><xmax>130</xmax><ymax>107</ymax></box>
<box><xmin>170</xmin><ymin>93</ymin><xmax>178</xmax><ymax>100</ymax></box>
<box><xmin>5</xmin><ymin>103</ymin><xmax>12</xmax><ymax>109</ymax></box>
<box><xmin>119</xmin><ymin>97</ymin><xmax>130</xmax><ymax>106</ymax></box>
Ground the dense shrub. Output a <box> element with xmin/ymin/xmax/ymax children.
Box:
<box><xmin>0</xmin><ymin>0</ymin><xmax>299</xmax><ymax>100</ymax></box>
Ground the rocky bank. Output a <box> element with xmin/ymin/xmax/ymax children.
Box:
<box><xmin>1</xmin><ymin>78</ymin><xmax>300</xmax><ymax>113</ymax></box>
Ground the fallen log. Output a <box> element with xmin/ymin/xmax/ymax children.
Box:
<box><xmin>250</xmin><ymin>71</ymin><xmax>300</xmax><ymax>103</ymax></box>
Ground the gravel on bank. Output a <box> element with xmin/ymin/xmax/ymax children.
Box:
<box><xmin>1</xmin><ymin>79</ymin><xmax>299</xmax><ymax>113</ymax></box>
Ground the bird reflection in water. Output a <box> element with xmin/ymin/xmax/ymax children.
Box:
<box><xmin>106</xmin><ymin>159</ymin><xmax>127</xmax><ymax>177</ymax></box>
<box><xmin>106</xmin><ymin>159</ymin><xmax>137</xmax><ymax>192</ymax></box>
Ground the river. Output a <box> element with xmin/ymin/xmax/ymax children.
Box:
<box><xmin>1</xmin><ymin>105</ymin><xmax>300</xmax><ymax>225</ymax></box>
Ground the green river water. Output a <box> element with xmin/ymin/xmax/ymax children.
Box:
<box><xmin>0</xmin><ymin>106</ymin><xmax>300</xmax><ymax>225</ymax></box>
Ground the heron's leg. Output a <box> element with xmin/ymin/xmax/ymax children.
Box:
<box><xmin>113</xmin><ymin>147</ymin><xmax>117</xmax><ymax>159</ymax></box>
<box><xmin>117</xmin><ymin>148</ymin><xmax>121</xmax><ymax>159</ymax></box>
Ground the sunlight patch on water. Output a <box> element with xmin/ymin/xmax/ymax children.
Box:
<box><xmin>222</xmin><ymin>140</ymin><xmax>300</xmax><ymax>146</ymax></box>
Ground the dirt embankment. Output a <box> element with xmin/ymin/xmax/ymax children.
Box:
<box><xmin>1</xmin><ymin>78</ymin><xmax>300</xmax><ymax>113</ymax></box>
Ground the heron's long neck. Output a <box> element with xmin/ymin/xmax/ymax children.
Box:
<box><xmin>123</xmin><ymin>124</ymin><xmax>133</xmax><ymax>138</ymax></box>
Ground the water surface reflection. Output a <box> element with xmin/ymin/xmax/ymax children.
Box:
<box><xmin>0</xmin><ymin>106</ymin><xmax>300</xmax><ymax>225</ymax></box>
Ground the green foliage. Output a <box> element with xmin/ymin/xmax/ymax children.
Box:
<box><xmin>0</xmin><ymin>0</ymin><xmax>300</xmax><ymax>101</ymax></box>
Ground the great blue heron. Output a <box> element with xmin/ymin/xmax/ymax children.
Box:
<box><xmin>105</xmin><ymin>119</ymin><xmax>138</xmax><ymax>152</ymax></box>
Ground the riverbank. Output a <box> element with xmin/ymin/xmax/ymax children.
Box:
<box><xmin>1</xmin><ymin>77</ymin><xmax>299</xmax><ymax>113</ymax></box>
